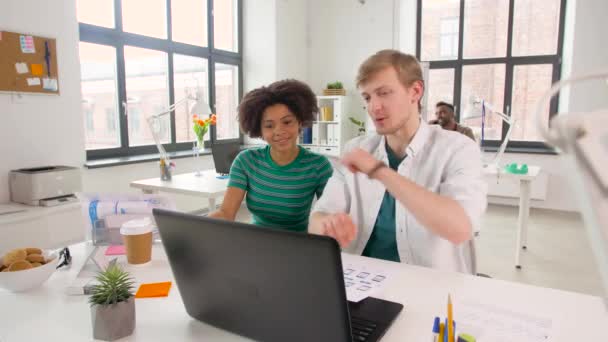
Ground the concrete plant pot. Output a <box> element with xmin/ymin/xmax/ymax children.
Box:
<box><xmin>91</xmin><ymin>297</ymin><xmax>136</xmax><ymax>341</ymax></box>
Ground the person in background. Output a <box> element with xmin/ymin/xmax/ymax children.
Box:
<box><xmin>208</xmin><ymin>79</ymin><xmax>333</xmax><ymax>232</ymax></box>
<box><xmin>309</xmin><ymin>50</ymin><xmax>486</xmax><ymax>274</ymax></box>
<box><xmin>430</xmin><ymin>101</ymin><xmax>476</xmax><ymax>141</ymax></box>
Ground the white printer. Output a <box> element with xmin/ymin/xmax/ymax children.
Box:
<box><xmin>9</xmin><ymin>166</ymin><xmax>82</xmax><ymax>206</ymax></box>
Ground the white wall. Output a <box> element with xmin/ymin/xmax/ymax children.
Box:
<box><xmin>564</xmin><ymin>0</ymin><xmax>608</xmax><ymax>114</ymax></box>
<box><xmin>0</xmin><ymin>0</ymin><xmax>84</xmax><ymax>204</ymax></box>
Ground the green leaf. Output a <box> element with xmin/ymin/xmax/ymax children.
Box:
<box><xmin>89</xmin><ymin>263</ymin><xmax>135</xmax><ymax>307</ymax></box>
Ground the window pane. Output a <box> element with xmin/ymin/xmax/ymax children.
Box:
<box><xmin>510</xmin><ymin>64</ymin><xmax>553</xmax><ymax>141</ymax></box>
<box><xmin>79</xmin><ymin>43</ymin><xmax>120</xmax><ymax>150</ymax></box>
<box><xmin>421</xmin><ymin>0</ymin><xmax>460</xmax><ymax>61</ymax></box>
<box><xmin>213</xmin><ymin>0</ymin><xmax>238</xmax><ymax>52</ymax></box>
<box><xmin>124</xmin><ymin>47</ymin><xmax>169</xmax><ymax>146</ymax></box>
<box><xmin>463</xmin><ymin>0</ymin><xmax>509</xmax><ymax>59</ymax></box>
<box><xmin>461</xmin><ymin>64</ymin><xmax>506</xmax><ymax>140</ymax></box>
<box><xmin>174</xmin><ymin>54</ymin><xmax>210</xmax><ymax>143</ymax></box>
<box><xmin>425</xmin><ymin>69</ymin><xmax>455</xmax><ymax>121</ymax></box>
<box><xmin>172</xmin><ymin>0</ymin><xmax>208</xmax><ymax>46</ymax></box>
<box><xmin>122</xmin><ymin>0</ymin><xmax>166</xmax><ymax>38</ymax></box>
<box><xmin>214</xmin><ymin>63</ymin><xmax>240</xmax><ymax>140</ymax></box>
<box><xmin>77</xmin><ymin>0</ymin><xmax>114</xmax><ymax>28</ymax></box>
<box><xmin>512</xmin><ymin>0</ymin><xmax>561</xmax><ymax>56</ymax></box>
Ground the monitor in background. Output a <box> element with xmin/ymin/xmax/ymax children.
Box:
<box><xmin>211</xmin><ymin>141</ymin><xmax>241</xmax><ymax>175</ymax></box>
<box><xmin>153</xmin><ymin>208</ymin><xmax>404</xmax><ymax>342</ymax></box>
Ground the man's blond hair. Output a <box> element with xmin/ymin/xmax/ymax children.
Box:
<box><xmin>356</xmin><ymin>50</ymin><xmax>425</xmax><ymax>104</ymax></box>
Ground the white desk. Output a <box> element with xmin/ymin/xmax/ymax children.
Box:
<box><xmin>1</xmin><ymin>242</ymin><xmax>606</xmax><ymax>341</ymax></box>
<box><xmin>483</xmin><ymin>165</ymin><xmax>541</xmax><ymax>269</ymax></box>
<box><xmin>130</xmin><ymin>170</ymin><xmax>229</xmax><ymax>211</ymax></box>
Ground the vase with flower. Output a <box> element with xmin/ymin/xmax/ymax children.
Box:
<box><xmin>192</xmin><ymin>114</ymin><xmax>217</xmax><ymax>176</ymax></box>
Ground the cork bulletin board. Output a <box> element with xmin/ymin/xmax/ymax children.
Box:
<box><xmin>0</xmin><ymin>30</ymin><xmax>60</xmax><ymax>94</ymax></box>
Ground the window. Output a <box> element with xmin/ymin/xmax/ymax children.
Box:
<box><xmin>418</xmin><ymin>0</ymin><xmax>565</xmax><ymax>150</ymax></box>
<box><xmin>440</xmin><ymin>17</ymin><xmax>459</xmax><ymax>59</ymax></box>
<box><xmin>78</xmin><ymin>0</ymin><xmax>242</xmax><ymax>159</ymax></box>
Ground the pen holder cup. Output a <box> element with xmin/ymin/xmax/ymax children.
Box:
<box><xmin>160</xmin><ymin>161</ymin><xmax>172</xmax><ymax>181</ymax></box>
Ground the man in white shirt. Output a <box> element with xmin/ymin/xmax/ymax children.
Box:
<box><xmin>309</xmin><ymin>50</ymin><xmax>487</xmax><ymax>274</ymax></box>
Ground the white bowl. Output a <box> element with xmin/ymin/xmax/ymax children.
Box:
<box><xmin>0</xmin><ymin>250</ymin><xmax>59</xmax><ymax>292</ymax></box>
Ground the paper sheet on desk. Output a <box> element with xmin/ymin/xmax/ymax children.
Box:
<box><xmin>456</xmin><ymin>300</ymin><xmax>553</xmax><ymax>342</ymax></box>
<box><xmin>342</xmin><ymin>257</ymin><xmax>396</xmax><ymax>302</ymax></box>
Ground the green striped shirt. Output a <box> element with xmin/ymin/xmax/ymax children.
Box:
<box><xmin>228</xmin><ymin>145</ymin><xmax>333</xmax><ymax>232</ymax></box>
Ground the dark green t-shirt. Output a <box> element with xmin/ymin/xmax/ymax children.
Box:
<box><xmin>362</xmin><ymin>144</ymin><xmax>405</xmax><ymax>262</ymax></box>
<box><xmin>228</xmin><ymin>145</ymin><xmax>333</xmax><ymax>232</ymax></box>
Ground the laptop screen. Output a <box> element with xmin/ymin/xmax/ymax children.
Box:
<box><xmin>211</xmin><ymin>142</ymin><xmax>241</xmax><ymax>175</ymax></box>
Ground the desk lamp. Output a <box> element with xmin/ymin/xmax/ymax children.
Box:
<box><xmin>535</xmin><ymin>70</ymin><xmax>608</xmax><ymax>297</ymax></box>
<box><xmin>145</xmin><ymin>89</ymin><xmax>212</xmax><ymax>180</ymax></box>
<box><xmin>462</xmin><ymin>95</ymin><xmax>516</xmax><ymax>171</ymax></box>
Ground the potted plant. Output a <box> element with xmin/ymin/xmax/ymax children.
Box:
<box><xmin>323</xmin><ymin>81</ymin><xmax>346</xmax><ymax>96</ymax></box>
<box><xmin>89</xmin><ymin>261</ymin><xmax>136</xmax><ymax>341</ymax></box>
<box><xmin>349</xmin><ymin>117</ymin><xmax>366</xmax><ymax>136</ymax></box>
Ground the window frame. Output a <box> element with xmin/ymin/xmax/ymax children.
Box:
<box><xmin>80</xmin><ymin>0</ymin><xmax>243</xmax><ymax>160</ymax></box>
<box><xmin>416</xmin><ymin>0</ymin><xmax>566</xmax><ymax>151</ymax></box>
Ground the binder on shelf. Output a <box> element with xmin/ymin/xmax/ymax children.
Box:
<box><xmin>302</xmin><ymin>126</ymin><xmax>313</xmax><ymax>144</ymax></box>
<box><xmin>312</xmin><ymin>123</ymin><xmax>319</xmax><ymax>145</ymax></box>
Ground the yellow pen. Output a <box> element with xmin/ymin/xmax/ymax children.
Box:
<box><xmin>448</xmin><ymin>294</ymin><xmax>454</xmax><ymax>342</ymax></box>
<box><xmin>438</xmin><ymin>322</ymin><xmax>445</xmax><ymax>342</ymax></box>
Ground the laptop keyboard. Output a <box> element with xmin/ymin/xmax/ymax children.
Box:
<box><xmin>350</xmin><ymin>315</ymin><xmax>378</xmax><ymax>341</ymax></box>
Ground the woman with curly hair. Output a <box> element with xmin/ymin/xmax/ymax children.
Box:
<box><xmin>208</xmin><ymin>79</ymin><xmax>333</xmax><ymax>232</ymax></box>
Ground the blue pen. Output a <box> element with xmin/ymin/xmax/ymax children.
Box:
<box><xmin>444</xmin><ymin>318</ymin><xmax>448</xmax><ymax>342</ymax></box>
<box><xmin>432</xmin><ymin>317</ymin><xmax>440</xmax><ymax>342</ymax></box>
<box><xmin>44</xmin><ymin>41</ymin><xmax>51</xmax><ymax>77</ymax></box>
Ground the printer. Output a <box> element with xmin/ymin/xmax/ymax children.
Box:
<box><xmin>9</xmin><ymin>166</ymin><xmax>82</xmax><ymax>206</ymax></box>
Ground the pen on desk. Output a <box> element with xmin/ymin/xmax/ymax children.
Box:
<box><xmin>447</xmin><ymin>294</ymin><xmax>454</xmax><ymax>342</ymax></box>
<box><xmin>432</xmin><ymin>317</ymin><xmax>440</xmax><ymax>342</ymax></box>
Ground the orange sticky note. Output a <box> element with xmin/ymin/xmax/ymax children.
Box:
<box><xmin>31</xmin><ymin>63</ymin><xmax>44</xmax><ymax>76</ymax></box>
<box><xmin>135</xmin><ymin>281</ymin><xmax>172</xmax><ymax>298</ymax></box>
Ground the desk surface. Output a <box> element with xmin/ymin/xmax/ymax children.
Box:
<box><xmin>130</xmin><ymin>170</ymin><xmax>228</xmax><ymax>198</ymax></box>
<box><xmin>1</xmin><ymin>243</ymin><xmax>606</xmax><ymax>341</ymax></box>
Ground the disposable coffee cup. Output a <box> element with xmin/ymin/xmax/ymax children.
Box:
<box><xmin>120</xmin><ymin>217</ymin><xmax>154</xmax><ymax>265</ymax></box>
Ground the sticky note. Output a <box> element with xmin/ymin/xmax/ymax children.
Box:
<box><xmin>42</xmin><ymin>78</ymin><xmax>58</xmax><ymax>91</ymax></box>
<box><xmin>20</xmin><ymin>35</ymin><xmax>35</xmax><ymax>53</ymax></box>
<box><xmin>135</xmin><ymin>282</ymin><xmax>172</xmax><ymax>298</ymax></box>
<box><xmin>15</xmin><ymin>62</ymin><xmax>28</xmax><ymax>74</ymax></box>
<box><xmin>31</xmin><ymin>64</ymin><xmax>44</xmax><ymax>76</ymax></box>
<box><xmin>26</xmin><ymin>78</ymin><xmax>40</xmax><ymax>86</ymax></box>
<box><xmin>104</xmin><ymin>245</ymin><xmax>126</xmax><ymax>256</ymax></box>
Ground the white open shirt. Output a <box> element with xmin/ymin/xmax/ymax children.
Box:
<box><xmin>313</xmin><ymin>121</ymin><xmax>487</xmax><ymax>274</ymax></box>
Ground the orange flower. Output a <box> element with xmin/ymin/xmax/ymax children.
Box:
<box><xmin>197</xmin><ymin>119</ymin><xmax>205</xmax><ymax>126</ymax></box>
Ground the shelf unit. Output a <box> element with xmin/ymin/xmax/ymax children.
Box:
<box><xmin>299</xmin><ymin>95</ymin><xmax>362</xmax><ymax>158</ymax></box>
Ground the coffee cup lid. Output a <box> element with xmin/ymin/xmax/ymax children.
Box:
<box><xmin>120</xmin><ymin>217</ymin><xmax>154</xmax><ymax>235</ymax></box>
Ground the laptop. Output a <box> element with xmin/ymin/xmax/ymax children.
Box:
<box><xmin>211</xmin><ymin>141</ymin><xmax>241</xmax><ymax>175</ymax></box>
<box><xmin>153</xmin><ymin>209</ymin><xmax>403</xmax><ymax>342</ymax></box>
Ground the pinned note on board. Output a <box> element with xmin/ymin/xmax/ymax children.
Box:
<box><xmin>15</xmin><ymin>62</ymin><xmax>28</xmax><ymax>74</ymax></box>
<box><xmin>26</xmin><ymin>78</ymin><xmax>40</xmax><ymax>86</ymax></box>
<box><xmin>42</xmin><ymin>78</ymin><xmax>58</xmax><ymax>91</ymax></box>
<box><xmin>19</xmin><ymin>35</ymin><xmax>35</xmax><ymax>53</ymax></box>
<box><xmin>30</xmin><ymin>63</ymin><xmax>43</xmax><ymax>76</ymax></box>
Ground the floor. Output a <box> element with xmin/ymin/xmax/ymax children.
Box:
<box><xmin>235</xmin><ymin>204</ymin><xmax>605</xmax><ymax>297</ymax></box>
<box><xmin>476</xmin><ymin>204</ymin><xmax>604</xmax><ymax>297</ymax></box>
